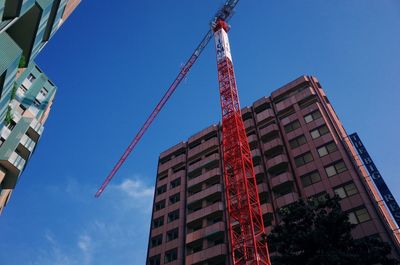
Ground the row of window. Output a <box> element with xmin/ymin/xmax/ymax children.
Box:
<box><xmin>153</xmin><ymin>210</ymin><xmax>180</xmax><ymax>228</ymax></box>
<box><xmin>154</xmin><ymin>193</ymin><xmax>181</xmax><ymax>212</ymax></box>
<box><xmin>348</xmin><ymin>207</ymin><xmax>371</xmax><ymax>224</ymax></box>
<box><xmin>301</xmin><ymin>174</ymin><xmax>359</xmax><ymax>203</ymax></box>
<box><xmin>294</xmin><ymin>141</ymin><xmax>338</xmax><ymax>167</ymax></box>
<box><xmin>148</xmin><ymin>248</ymin><xmax>178</xmax><ymax>265</ymax></box>
<box><xmin>150</xmin><ymin>228</ymin><xmax>179</xmax><ymax>248</ymax></box>
<box><xmin>308</xmin><ymin>192</ymin><xmax>371</xmax><ymax>225</ymax></box>
<box><xmin>284</xmin><ymin>109</ymin><xmax>322</xmax><ymax>134</ymax></box>
<box><xmin>299</xmin><ymin>159</ymin><xmax>348</xmax><ymax>187</ymax></box>
<box><xmin>156</xmin><ymin>178</ymin><xmax>181</xmax><ymax>196</ymax></box>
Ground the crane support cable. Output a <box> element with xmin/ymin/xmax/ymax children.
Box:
<box><xmin>94</xmin><ymin>31</ymin><xmax>212</xmax><ymax>197</ymax></box>
<box><xmin>95</xmin><ymin>0</ymin><xmax>240</xmax><ymax>198</ymax></box>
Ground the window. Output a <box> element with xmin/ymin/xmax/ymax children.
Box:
<box><xmin>284</xmin><ymin>120</ymin><xmax>300</xmax><ymax>133</ymax></box>
<box><xmin>27</xmin><ymin>74</ymin><xmax>36</xmax><ymax>82</ymax></box>
<box><xmin>348</xmin><ymin>207</ymin><xmax>371</xmax><ymax>224</ymax></box>
<box><xmin>170</xmin><ymin>178</ymin><xmax>181</xmax><ymax>189</ymax></box>
<box><xmin>19</xmin><ymin>85</ymin><xmax>28</xmax><ymax>93</ymax></box>
<box><xmin>310</xmin><ymin>125</ymin><xmax>329</xmax><ymax>139</ymax></box>
<box><xmin>294</xmin><ymin>152</ymin><xmax>313</xmax><ymax>167</ymax></box>
<box><xmin>0</xmin><ymin>137</ymin><xmax>5</xmax><ymax>147</ymax></box>
<box><xmin>259</xmin><ymin>193</ymin><xmax>269</xmax><ymax>204</ymax></box>
<box><xmin>242</xmin><ymin>112</ymin><xmax>253</xmax><ymax>121</ymax></box>
<box><xmin>158</xmin><ymin>172</ymin><xmax>167</xmax><ymax>181</ymax></box>
<box><xmin>154</xmin><ymin>200</ymin><xmax>165</xmax><ymax>211</ymax></box>
<box><xmin>273</xmin><ymin>183</ymin><xmax>294</xmax><ymax>198</ymax></box>
<box><xmin>148</xmin><ymin>255</ymin><xmax>160</xmax><ymax>265</ymax></box>
<box><xmin>39</xmin><ymin>88</ymin><xmax>48</xmax><ymax>97</ymax></box>
<box><xmin>334</xmin><ymin>182</ymin><xmax>358</xmax><ymax>199</ymax></box>
<box><xmin>324</xmin><ymin>160</ymin><xmax>347</xmax><ymax>177</ymax></box>
<box><xmin>150</xmin><ymin>234</ymin><xmax>162</xmax><ymax>248</ymax></box>
<box><xmin>167</xmin><ymin>228</ymin><xmax>179</xmax><ymax>241</ymax></box>
<box><xmin>253</xmin><ymin>156</ymin><xmax>261</xmax><ymax>166</ymax></box>
<box><xmin>33</xmin><ymin>98</ymin><xmax>41</xmax><ymax>107</ymax></box>
<box><xmin>7</xmin><ymin>120</ymin><xmax>16</xmax><ymax>130</ymax></box>
<box><xmin>168</xmin><ymin>210</ymin><xmax>180</xmax><ymax>222</ymax></box>
<box><xmin>289</xmin><ymin>135</ymin><xmax>307</xmax><ymax>149</ymax></box>
<box><xmin>19</xmin><ymin>104</ymin><xmax>27</xmax><ymax>112</ymax></box>
<box><xmin>172</xmin><ymin>165</ymin><xmax>185</xmax><ymax>173</ymax></box>
<box><xmin>304</xmin><ymin>110</ymin><xmax>322</xmax><ymax>123</ymax></box>
<box><xmin>317</xmin><ymin>141</ymin><xmax>337</xmax><ymax>157</ymax></box>
<box><xmin>156</xmin><ymin>185</ymin><xmax>167</xmax><ymax>195</ymax></box>
<box><xmin>153</xmin><ymin>216</ymin><xmax>164</xmax><ymax>228</ymax></box>
<box><xmin>164</xmin><ymin>248</ymin><xmax>178</xmax><ymax>263</ymax></box>
<box><xmin>263</xmin><ymin>213</ymin><xmax>273</xmax><ymax>227</ymax></box>
<box><xmin>169</xmin><ymin>193</ymin><xmax>180</xmax><ymax>205</ymax></box>
<box><xmin>300</xmin><ymin>171</ymin><xmax>321</xmax><ymax>187</ymax></box>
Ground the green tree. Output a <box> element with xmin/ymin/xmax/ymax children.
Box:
<box><xmin>4</xmin><ymin>106</ymin><xmax>13</xmax><ymax>125</ymax></box>
<box><xmin>267</xmin><ymin>195</ymin><xmax>399</xmax><ymax>265</ymax></box>
<box><xmin>18</xmin><ymin>55</ymin><xmax>26</xmax><ymax>68</ymax></box>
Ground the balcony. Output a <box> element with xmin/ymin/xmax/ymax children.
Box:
<box><xmin>243</xmin><ymin>118</ymin><xmax>255</xmax><ymax>129</ymax></box>
<box><xmin>266</xmin><ymin>154</ymin><xmax>288</xmax><ymax>169</ymax></box>
<box><xmin>187</xmin><ymin>202</ymin><xmax>224</xmax><ymax>224</ymax></box>
<box><xmin>257</xmin><ymin>182</ymin><xmax>268</xmax><ymax>193</ymax></box>
<box><xmin>188</xmin><ymin>153</ymin><xmax>219</xmax><ymax>173</ymax></box>
<box><xmin>276</xmin><ymin>192</ymin><xmax>299</xmax><ymax>208</ymax></box>
<box><xmin>270</xmin><ymin>172</ymin><xmax>293</xmax><ymax>189</ymax></box>
<box><xmin>185</xmin><ymin>244</ymin><xmax>227</xmax><ymax>265</ymax></box>
<box><xmin>188</xmin><ymin>137</ymin><xmax>219</xmax><ymax>159</ymax></box>
<box><xmin>0</xmin><ymin>126</ymin><xmax>11</xmax><ymax>140</ymax></box>
<box><xmin>19</xmin><ymin>134</ymin><xmax>35</xmax><ymax>153</ymax></box>
<box><xmin>27</xmin><ymin>118</ymin><xmax>43</xmax><ymax>141</ymax></box>
<box><xmin>0</xmin><ymin>151</ymin><xmax>26</xmax><ymax>189</ymax></box>
<box><xmin>253</xmin><ymin>165</ymin><xmax>264</xmax><ymax>176</ymax></box>
<box><xmin>261</xmin><ymin>203</ymin><xmax>273</xmax><ymax>214</ymax></box>
<box><xmin>275</xmin><ymin>96</ymin><xmax>294</xmax><ymax>113</ymax></box>
<box><xmin>247</xmin><ymin>134</ymin><xmax>258</xmax><ymax>145</ymax></box>
<box><xmin>256</xmin><ymin>108</ymin><xmax>274</xmax><ymax>123</ymax></box>
<box><xmin>275</xmin><ymin>87</ymin><xmax>316</xmax><ymax>113</ymax></box>
<box><xmin>259</xmin><ymin>124</ymin><xmax>279</xmax><ymax>139</ymax></box>
<box><xmin>294</xmin><ymin>86</ymin><xmax>316</xmax><ymax>104</ymax></box>
<box><xmin>188</xmin><ymin>168</ymin><xmax>221</xmax><ymax>188</ymax></box>
<box><xmin>251</xmin><ymin>148</ymin><xmax>261</xmax><ymax>158</ymax></box>
<box><xmin>187</xmin><ymin>184</ymin><xmax>223</xmax><ymax>205</ymax></box>
<box><xmin>158</xmin><ymin>153</ymin><xmax>186</xmax><ymax>173</ymax></box>
<box><xmin>186</xmin><ymin>221</ymin><xmax>225</xmax><ymax>244</ymax></box>
<box><xmin>263</xmin><ymin>138</ymin><xmax>283</xmax><ymax>154</ymax></box>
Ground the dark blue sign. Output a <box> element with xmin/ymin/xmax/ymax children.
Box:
<box><xmin>350</xmin><ymin>133</ymin><xmax>400</xmax><ymax>227</ymax></box>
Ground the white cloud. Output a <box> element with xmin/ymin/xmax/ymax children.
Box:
<box><xmin>24</xmin><ymin>177</ymin><xmax>154</xmax><ymax>265</ymax></box>
<box><xmin>77</xmin><ymin>234</ymin><xmax>91</xmax><ymax>252</ymax></box>
<box><xmin>115</xmin><ymin>178</ymin><xmax>154</xmax><ymax>198</ymax></box>
<box><xmin>78</xmin><ymin>234</ymin><xmax>92</xmax><ymax>265</ymax></box>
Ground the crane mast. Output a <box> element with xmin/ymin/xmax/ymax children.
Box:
<box><xmin>213</xmin><ymin>19</ymin><xmax>270</xmax><ymax>265</ymax></box>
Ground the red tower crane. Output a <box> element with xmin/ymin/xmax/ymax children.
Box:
<box><xmin>213</xmin><ymin>19</ymin><xmax>270</xmax><ymax>265</ymax></box>
<box><xmin>95</xmin><ymin>1</ymin><xmax>271</xmax><ymax>264</ymax></box>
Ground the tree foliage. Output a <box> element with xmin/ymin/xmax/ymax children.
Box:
<box><xmin>4</xmin><ymin>106</ymin><xmax>13</xmax><ymax>125</ymax></box>
<box><xmin>267</xmin><ymin>195</ymin><xmax>399</xmax><ymax>265</ymax></box>
<box><xmin>18</xmin><ymin>55</ymin><xmax>26</xmax><ymax>68</ymax></box>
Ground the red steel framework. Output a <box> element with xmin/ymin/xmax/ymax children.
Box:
<box><xmin>213</xmin><ymin>19</ymin><xmax>270</xmax><ymax>265</ymax></box>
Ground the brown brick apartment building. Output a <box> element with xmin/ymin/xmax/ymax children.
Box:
<box><xmin>146</xmin><ymin>76</ymin><xmax>400</xmax><ymax>265</ymax></box>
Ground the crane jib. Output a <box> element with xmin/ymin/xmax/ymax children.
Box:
<box><xmin>95</xmin><ymin>0</ymin><xmax>240</xmax><ymax>196</ymax></box>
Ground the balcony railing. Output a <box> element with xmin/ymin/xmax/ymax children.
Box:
<box><xmin>186</xmin><ymin>221</ymin><xmax>225</xmax><ymax>244</ymax></box>
<box><xmin>185</xmin><ymin>244</ymin><xmax>227</xmax><ymax>265</ymax></box>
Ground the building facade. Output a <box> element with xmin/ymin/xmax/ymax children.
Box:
<box><xmin>146</xmin><ymin>76</ymin><xmax>400</xmax><ymax>265</ymax></box>
<box><xmin>0</xmin><ymin>0</ymin><xmax>79</xmax><ymax>214</ymax></box>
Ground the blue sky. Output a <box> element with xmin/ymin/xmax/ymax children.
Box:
<box><xmin>1</xmin><ymin>1</ymin><xmax>399</xmax><ymax>264</ymax></box>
